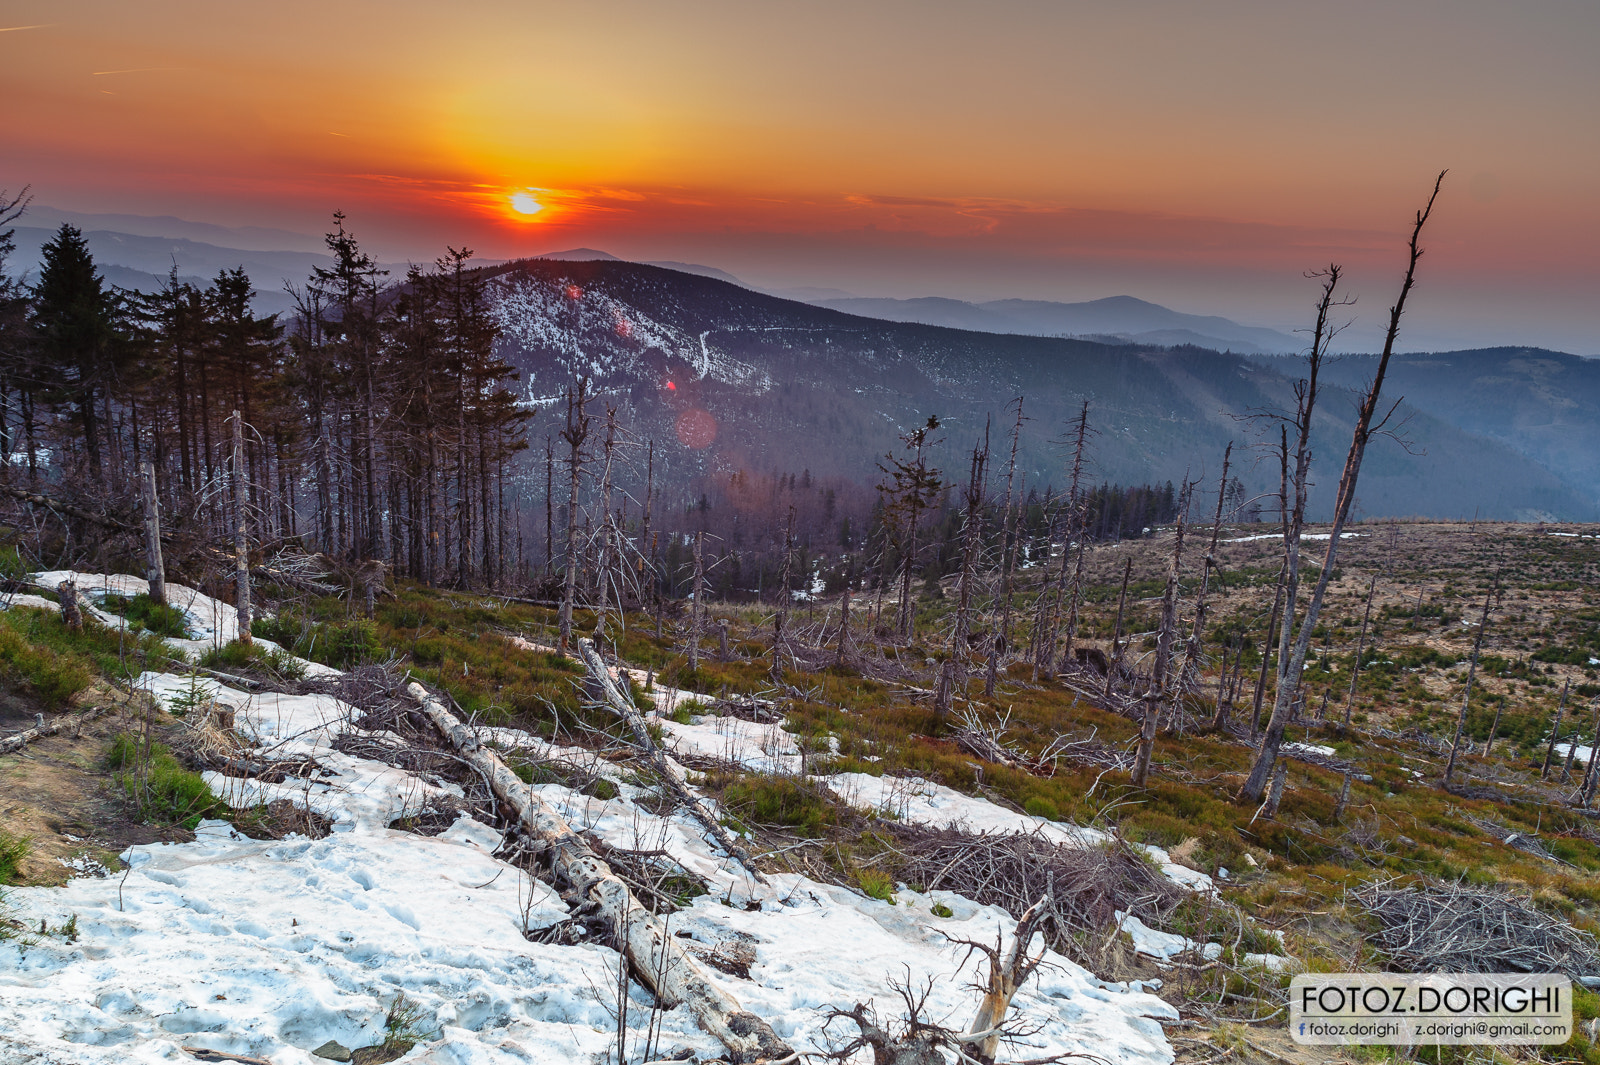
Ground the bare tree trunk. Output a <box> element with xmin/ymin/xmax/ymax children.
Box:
<box><xmin>578</xmin><ymin>640</ymin><xmax>767</xmax><ymax>883</ymax></box>
<box><xmin>140</xmin><ymin>460</ymin><xmax>166</xmax><ymax>607</ymax></box>
<box><xmin>688</xmin><ymin>530</ymin><xmax>705</xmax><ymax>674</ymax></box>
<box><xmin>592</xmin><ymin>408</ymin><xmax>617</xmax><ymax>638</ymax></box>
<box><xmin>558</xmin><ymin>381</ymin><xmax>590</xmax><ymax>654</ymax></box>
<box><xmin>1241</xmin><ymin>172</ymin><xmax>1445</xmax><ymax>804</ymax></box>
<box><xmin>936</xmin><ymin>438</ymin><xmax>987</xmax><ymax>715</ymax></box>
<box><xmin>1261</xmin><ymin>760</ymin><xmax>1288</xmax><ymax>819</ymax></box>
<box><xmin>1543</xmin><ymin>679</ymin><xmax>1572</xmax><ymax>781</ymax></box>
<box><xmin>59</xmin><ymin>579</ymin><xmax>84</xmax><ymax>632</ymax></box>
<box><xmin>1133</xmin><ymin>493</ymin><xmax>1189</xmax><ymax>784</ymax></box>
<box><xmin>1342</xmin><ymin>573</ymin><xmax>1378</xmax><ymax>728</ymax></box>
<box><xmin>771</xmin><ymin>506</ymin><xmax>794</xmax><ymax>683</ymax></box>
<box><xmin>986</xmin><ymin>398</ymin><xmax>1025</xmax><ymax>697</ymax></box>
<box><xmin>406</xmin><ymin>681</ymin><xmax>792</xmax><ymax>1063</ymax></box>
<box><xmin>1444</xmin><ymin>584</ymin><xmax>1495</xmax><ymax>786</ymax></box>
<box><xmin>1582</xmin><ymin>718</ymin><xmax>1600</xmax><ymax>808</ymax></box>
<box><xmin>544</xmin><ymin>436</ymin><xmax>554</xmax><ymax>576</ymax></box>
<box><xmin>1181</xmin><ymin>443</ymin><xmax>1232</xmax><ymax>696</ymax></box>
<box><xmin>231</xmin><ymin>411</ymin><xmax>253</xmax><ymax>647</ymax></box>
<box><xmin>1248</xmin><ymin>563</ymin><xmax>1288</xmax><ymax>742</ymax></box>
<box><xmin>963</xmin><ymin>893</ymin><xmax>1052</xmax><ymax>1062</ymax></box>
<box><xmin>1105</xmin><ymin>556</ymin><xmax>1132</xmax><ymax>701</ymax></box>
<box><xmin>836</xmin><ymin>586</ymin><xmax>853</xmax><ymax>666</ymax></box>
<box><xmin>1333</xmin><ymin>771</ymin><xmax>1352</xmax><ymax>823</ymax></box>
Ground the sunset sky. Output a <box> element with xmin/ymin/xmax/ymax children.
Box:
<box><xmin>5</xmin><ymin>1</ymin><xmax>1598</xmax><ymax>352</ymax></box>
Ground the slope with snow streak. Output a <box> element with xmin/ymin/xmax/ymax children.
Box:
<box><xmin>1</xmin><ymin>575</ymin><xmax>1181</xmax><ymax>1064</ymax></box>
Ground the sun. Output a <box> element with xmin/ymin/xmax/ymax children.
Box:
<box><xmin>509</xmin><ymin>191</ymin><xmax>544</xmax><ymax>216</ymax></box>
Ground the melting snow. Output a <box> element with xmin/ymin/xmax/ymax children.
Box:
<box><xmin>1</xmin><ymin>577</ymin><xmax>1188</xmax><ymax>1064</ymax></box>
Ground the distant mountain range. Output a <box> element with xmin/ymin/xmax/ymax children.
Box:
<box><xmin>478</xmin><ymin>259</ymin><xmax>1593</xmax><ymax>522</ymax></box>
<box><xmin>807</xmin><ymin>295</ymin><xmax>1301</xmax><ymax>354</ymax></box>
<box><xmin>5</xmin><ymin>216</ymin><xmax>1595</xmax><ymax>519</ymax></box>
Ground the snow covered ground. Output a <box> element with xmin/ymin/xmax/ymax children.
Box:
<box><xmin>1</xmin><ymin>572</ymin><xmax>1187</xmax><ymax>1064</ymax></box>
<box><xmin>21</xmin><ymin>571</ymin><xmax>339</xmax><ymax>676</ymax></box>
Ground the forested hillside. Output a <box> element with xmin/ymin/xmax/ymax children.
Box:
<box><xmin>0</xmin><ymin>204</ymin><xmax>1592</xmax><ymax>617</ymax></box>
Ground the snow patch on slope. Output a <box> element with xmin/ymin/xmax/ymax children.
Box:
<box><xmin>491</xmin><ymin>274</ymin><xmax>769</xmax><ymax>391</ymax></box>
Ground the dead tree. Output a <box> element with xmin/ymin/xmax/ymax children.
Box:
<box><xmin>140</xmin><ymin>460</ymin><xmax>166</xmax><ymax>606</ymax></box>
<box><xmin>1132</xmin><ymin>481</ymin><xmax>1190</xmax><ymax>785</ymax></box>
<box><xmin>1057</xmin><ymin>403</ymin><xmax>1094</xmax><ymax>670</ymax></box>
<box><xmin>771</xmin><ymin>505</ymin><xmax>795</xmax><ymax>683</ymax></box>
<box><xmin>688</xmin><ymin>530</ymin><xmax>705</xmax><ymax>674</ymax></box>
<box><xmin>1247</xmin><ymin>430</ymin><xmax>1293</xmax><ymax>742</ymax></box>
<box><xmin>1104</xmin><ymin>556</ymin><xmax>1132</xmax><ymax>701</ymax></box>
<box><xmin>59</xmin><ymin>580</ymin><xmax>84</xmax><ymax>631</ymax></box>
<box><xmin>958</xmin><ymin>893</ymin><xmax>1053</xmax><ymax>1062</ymax></box>
<box><xmin>1034</xmin><ymin>402</ymin><xmax>1091</xmax><ymax>678</ymax></box>
<box><xmin>835</xmin><ymin>584</ymin><xmax>854</xmax><ymax>666</ymax></box>
<box><xmin>1582</xmin><ymin>707</ymin><xmax>1600</xmax><ymax>808</ymax></box>
<box><xmin>1444</xmin><ymin>583</ymin><xmax>1496</xmax><ymax>787</ymax></box>
<box><xmin>1180</xmin><ymin>442</ymin><xmax>1233</xmax><ymax>698</ymax></box>
<box><xmin>936</xmin><ymin>437</ymin><xmax>988</xmax><ymax>716</ymax></box>
<box><xmin>1542</xmin><ymin>679</ymin><xmax>1572</xmax><ymax>781</ymax></box>
<box><xmin>577</xmin><ymin>639</ymin><xmax>767</xmax><ymax>884</ymax></box>
<box><xmin>1342</xmin><ymin>573</ymin><xmax>1378</xmax><ymax>728</ymax></box>
<box><xmin>407</xmin><ymin>682</ymin><xmax>792</xmax><ymax>1063</ymax></box>
<box><xmin>985</xmin><ymin>397</ymin><xmax>1025</xmax><ymax>697</ymax></box>
<box><xmin>558</xmin><ymin>378</ymin><xmax>591</xmax><ymax>654</ymax></box>
<box><xmin>231</xmin><ymin>411</ymin><xmax>253</xmax><ymax>644</ymax></box>
<box><xmin>592</xmin><ymin>406</ymin><xmax>618</xmax><ymax>639</ymax></box>
<box><xmin>1240</xmin><ymin>171</ymin><xmax>1446</xmax><ymax>804</ymax></box>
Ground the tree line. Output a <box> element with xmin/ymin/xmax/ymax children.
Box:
<box><xmin>0</xmin><ymin>198</ymin><xmax>529</xmax><ymax>588</ymax></box>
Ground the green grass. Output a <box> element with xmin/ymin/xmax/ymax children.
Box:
<box><xmin>720</xmin><ymin>774</ymin><xmax>837</xmax><ymax>837</ymax></box>
<box><xmin>198</xmin><ymin>639</ymin><xmax>307</xmax><ymax>679</ymax></box>
<box><xmin>100</xmin><ymin>593</ymin><xmax>191</xmax><ymax>639</ymax></box>
<box><xmin>0</xmin><ymin>604</ymin><xmax>179</xmax><ymax>700</ymax></box>
<box><xmin>856</xmin><ymin>867</ymin><xmax>896</xmax><ymax>903</ymax></box>
<box><xmin>108</xmin><ymin>733</ymin><xmax>223</xmax><ymax>830</ymax></box>
<box><xmin>0</xmin><ymin>829</ymin><xmax>30</xmax><ymax>885</ymax></box>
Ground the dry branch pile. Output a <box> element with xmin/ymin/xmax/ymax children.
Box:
<box><xmin>1458</xmin><ymin>813</ymin><xmax>1570</xmax><ymax>866</ymax></box>
<box><xmin>891</xmin><ymin>826</ymin><xmax>1188</xmax><ymax>958</ymax></box>
<box><xmin>1353</xmin><ymin>878</ymin><xmax>1600</xmax><ymax>978</ymax></box>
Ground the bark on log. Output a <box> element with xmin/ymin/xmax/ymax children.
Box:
<box><xmin>0</xmin><ymin>484</ymin><xmax>135</xmax><ymax>531</ymax></box>
<box><xmin>964</xmin><ymin>893</ymin><xmax>1052</xmax><ymax>1062</ymax></box>
<box><xmin>0</xmin><ymin>705</ymin><xmax>111</xmax><ymax>756</ymax></box>
<box><xmin>576</xmin><ymin>638</ymin><xmax>768</xmax><ymax>885</ymax></box>
<box><xmin>405</xmin><ymin>681</ymin><xmax>793</xmax><ymax>1063</ymax></box>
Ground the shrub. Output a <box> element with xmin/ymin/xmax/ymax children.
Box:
<box><xmin>857</xmin><ymin>868</ymin><xmax>896</xmax><ymax>903</ymax></box>
<box><xmin>1024</xmin><ymin>796</ymin><xmax>1060</xmax><ymax>821</ymax></box>
<box><xmin>0</xmin><ymin>830</ymin><xmax>30</xmax><ymax>885</ymax></box>
<box><xmin>198</xmin><ymin>640</ymin><xmax>306</xmax><ymax>679</ymax></box>
<box><xmin>108</xmin><ymin>733</ymin><xmax>223</xmax><ymax>829</ymax></box>
<box><xmin>102</xmin><ymin>593</ymin><xmax>191</xmax><ymax>639</ymax></box>
<box><xmin>721</xmin><ymin>775</ymin><xmax>836</xmax><ymax>837</ymax></box>
<box><xmin>0</xmin><ymin>617</ymin><xmax>93</xmax><ymax>709</ymax></box>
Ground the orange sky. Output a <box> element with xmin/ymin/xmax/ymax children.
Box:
<box><xmin>5</xmin><ymin>1</ymin><xmax>1599</xmax><ymax>350</ymax></box>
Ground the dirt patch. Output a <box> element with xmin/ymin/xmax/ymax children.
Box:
<box><xmin>0</xmin><ymin>691</ymin><xmax>190</xmax><ymax>885</ymax></box>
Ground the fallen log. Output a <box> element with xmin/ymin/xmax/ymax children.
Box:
<box><xmin>405</xmin><ymin>680</ymin><xmax>794</xmax><ymax>1064</ymax></box>
<box><xmin>0</xmin><ymin>484</ymin><xmax>135</xmax><ymax>531</ymax></box>
<box><xmin>577</xmin><ymin>638</ymin><xmax>768</xmax><ymax>886</ymax></box>
<box><xmin>183</xmin><ymin>1048</ymin><xmax>274</xmax><ymax>1065</ymax></box>
<box><xmin>0</xmin><ymin>705</ymin><xmax>112</xmax><ymax>756</ymax></box>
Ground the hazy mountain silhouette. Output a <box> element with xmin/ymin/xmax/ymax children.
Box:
<box><xmin>812</xmin><ymin>294</ymin><xmax>1300</xmax><ymax>354</ymax></box>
